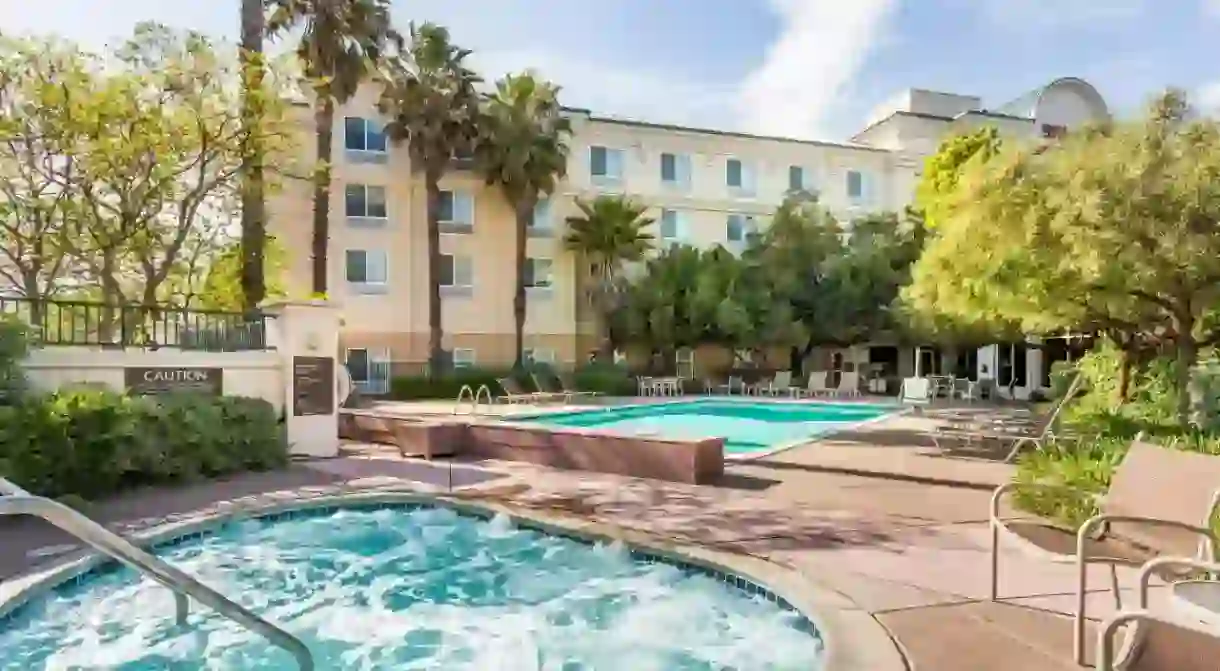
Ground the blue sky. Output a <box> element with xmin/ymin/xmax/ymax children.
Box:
<box><xmin>4</xmin><ymin>0</ymin><xmax>1218</xmax><ymax>140</ymax></box>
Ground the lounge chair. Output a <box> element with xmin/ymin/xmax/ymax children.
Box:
<box><xmin>1097</xmin><ymin>608</ymin><xmax>1220</xmax><ymax>670</ymax></box>
<box><xmin>751</xmin><ymin>371</ymin><xmax>792</xmax><ymax>396</ymax></box>
<box><xmin>989</xmin><ymin>441</ymin><xmax>1220</xmax><ymax>665</ymax></box>
<box><xmin>530</xmin><ymin>371</ymin><xmax>593</xmax><ymax>403</ymax></box>
<box><xmin>715</xmin><ymin>376</ymin><xmax>744</xmax><ymax>395</ymax></box>
<box><xmin>899</xmin><ymin>377</ymin><xmax>932</xmax><ymax>410</ymax></box>
<box><xmin>796</xmin><ymin>371</ymin><xmax>831</xmax><ymax>398</ymax></box>
<box><xmin>928</xmin><ymin>373</ymin><xmax>1083</xmax><ymax>462</ymax></box>
<box><xmin>497</xmin><ymin>377</ymin><xmax>558</xmax><ymax>404</ymax></box>
<box><xmin>556</xmin><ymin>371</ymin><xmax>601</xmax><ymax>399</ymax></box>
<box><xmin>833</xmin><ymin>371</ymin><xmax>861</xmax><ymax>397</ymax></box>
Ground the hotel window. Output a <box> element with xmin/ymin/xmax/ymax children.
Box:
<box><xmin>438</xmin><ymin>190</ymin><xmax>475</xmax><ymax>232</ymax></box>
<box><xmin>529</xmin><ymin>198</ymin><xmax>553</xmax><ymax>233</ymax></box>
<box><xmin>452</xmin><ymin>348</ymin><xmax>476</xmax><ymax>369</ymax></box>
<box><xmin>660</xmin><ymin>209</ymin><xmax>687</xmax><ymax>243</ymax></box>
<box><xmin>846</xmin><ymin>170</ymin><xmax>870</xmax><ymax>204</ymax></box>
<box><xmin>660</xmin><ymin>152</ymin><xmax>692</xmax><ymax>189</ymax></box>
<box><xmin>789</xmin><ymin>165</ymin><xmax>809</xmax><ymax>192</ymax></box>
<box><xmin>344</xmin><ymin>249</ymin><xmax>388</xmax><ymax>292</ymax></box>
<box><xmin>726</xmin><ymin>158</ymin><xmax>756</xmax><ymax>196</ymax></box>
<box><xmin>344</xmin><ymin>184</ymin><xmax>387</xmax><ymax>224</ymax></box>
<box><xmin>343</xmin><ymin>117</ymin><xmax>387</xmax><ymax>163</ymax></box>
<box><xmin>524</xmin><ymin>348</ymin><xmax>555</xmax><ymax>365</ymax></box>
<box><xmin>525</xmin><ymin>257</ymin><xmax>553</xmax><ymax>289</ymax></box>
<box><xmin>589</xmin><ymin>145</ymin><xmax>624</xmax><ymax>185</ymax></box>
<box><xmin>726</xmin><ymin>214</ymin><xmax>756</xmax><ymax>243</ymax></box>
<box><xmin>345</xmin><ymin>348</ymin><xmax>390</xmax><ymax>395</ymax></box>
<box><xmin>439</xmin><ymin>254</ymin><xmax>473</xmax><ymax>294</ymax></box>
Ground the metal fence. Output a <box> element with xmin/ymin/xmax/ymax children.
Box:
<box><xmin>0</xmin><ymin>296</ymin><xmax>273</xmax><ymax>351</ymax></box>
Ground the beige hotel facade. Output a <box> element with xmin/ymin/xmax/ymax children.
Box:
<box><xmin>267</xmin><ymin>77</ymin><xmax>1111</xmax><ymax>397</ymax></box>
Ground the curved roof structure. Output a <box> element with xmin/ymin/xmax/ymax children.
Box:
<box><xmin>997</xmin><ymin>77</ymin><xmax>1110</xmax><ymax>122</ymax></box>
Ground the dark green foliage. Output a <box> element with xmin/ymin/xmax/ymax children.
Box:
<box><xmin>569</xmin><ymin>361</ymin><xmax>636</xmax><ymax>396</ymax></box>
<box><xmin>0</xmin><ymin>390</ymin><xmax>287</xmax><ymax>500</ymax></box>
<box><xmin>388</xmin><ymin>362</ymin><xmax>637</xmax><ymax>399</ymax></box>
<box><xmin>0</xmin><ymin>316</ymin><xmax>29</xmax><ymax>403</ymax></box>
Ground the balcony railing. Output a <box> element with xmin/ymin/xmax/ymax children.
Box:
<box><xmin>0</xmin><ymin>297</ymin><xmax>273</xmax><ymax>351</ymax></box>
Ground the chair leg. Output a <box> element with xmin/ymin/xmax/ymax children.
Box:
<box><xmin>990</xmin><ymin>520</ymin><xmax>1001</xmax><ymax>600</ymax></box>
<box><xmin>1109</xmin><ymin>564</ymin><xmax>1122</xmax><ymax>610</ymax></box>
<box><xmin>1074</xmin><ymin>541</ymin><xmax>1089</xmax><ymax>665</ymax></box>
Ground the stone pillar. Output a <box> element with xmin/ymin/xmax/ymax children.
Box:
<box><xmin>263</xmin><ymin>300</ymin><xmax>341</xmax><ymax>458</ymax></box>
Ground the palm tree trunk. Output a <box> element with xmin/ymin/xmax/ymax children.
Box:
<box><xmin>512</xmin><ymin>202</ymin><xmax>530</xmax><ymax>370</ymax></box>
<box><xmin>425</xmin><ymin>174</ymin><xmax>445</xmax><ymax>376</ymax></box>
<box><xmin>239</xmin><ymin>0</ymin><xmax>266</xmax><ymax>313</ymax></box>
<box><xmin>311</xmin><ymin>96</ymin><xmax>334</xmax><ymax>295</ymax></box>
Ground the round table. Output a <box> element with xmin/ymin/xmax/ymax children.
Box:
<box><xmin>1170</xmin><ymin>580</ymin><xmax>1220</xmax><ymax>628</ymax></box>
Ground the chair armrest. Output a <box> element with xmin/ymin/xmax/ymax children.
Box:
<box><xmin>990</xmin><ymin>481</ymin><xmax>1101</xmax><ymax>522</ymax></box>
<box><xmin>1135</xmin><ymin>556</ymin><xmax>1220</xmax><ymax>608</ymax></box>
<box><xmin>1079</xmin><ymin>515</ymin><xmax>1220</xmax><ymax>599</ymax></box>
<box><xmin>1095</xmin><ymin>609</ymin><xmax>1220</xmax><ymax>670</ymax></box>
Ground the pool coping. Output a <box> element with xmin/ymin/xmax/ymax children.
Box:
<box><xmin>0</xmin><ymin>490</ymin><xmax>907</xmax><ymax>671</ymax></box>
<box><xmin>500</xmin><ymin>396</ymin><xmax>910</xmax><ymax>463</ymax></box>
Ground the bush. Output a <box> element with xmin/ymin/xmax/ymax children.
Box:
<box><xmin>570</xmin><ymin>361</ymin><xmax>636</xmax><ymax>396</ymax></box>
<box><xmin>0</xmin><ymin>389</ymin><xmax>287</xmax><ymax>500</ymax></box>
<box><xmin>0</xmin><ymin>315</ymin><xmax>29</xmax><ymax>403</ymax></box>
<box><xmin>389</xmin><ymin>366</ymin><xmax>521</xmax><ymax>400</ymax></box>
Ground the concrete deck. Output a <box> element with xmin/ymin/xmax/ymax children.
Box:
<box><xmin>0</xmin><ymin>399</ymin><xmax>1161</xmax><ymax>669</ymax></box>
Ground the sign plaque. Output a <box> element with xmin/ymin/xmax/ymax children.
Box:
<box><xmin>125</xmin><ymin>367</ymin><xmax>224</xmax><ymax>396</ymax></box>
<box><xmin>292</xmin><ymin>356</ymin><xmax>335</xmax><ymax>417</ymax></box>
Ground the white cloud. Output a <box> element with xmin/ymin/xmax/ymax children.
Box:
<box><xmin>1205</xmin><ymin>0</ymin><xmax>1220</xmax><ymax>17</ymax></box>
<box><xmin>973</xmin><ymin>0</ymin><xmax>1146</xmax><ymax>29</ymax></box>
<box><xmin>736</xmin><ymin>0</ymin><xmax>898</xmax><ymax>139</ymax></box>
<box><xmin>1198</xmin><ymin>80</ymin><xmax>1220</xmax><ymax>111</ymax></box>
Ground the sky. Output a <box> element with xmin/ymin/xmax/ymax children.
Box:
<box><xmin>3</xmin><ymin>0</ymin><xmax>1218</xmax><ymax>141</ymax></box>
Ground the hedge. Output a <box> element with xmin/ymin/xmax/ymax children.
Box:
<box><xmin>0</xmin><ymin>389</ymin><xmax>288</xmax><ymax>500</ymax></box>
<box><xmin>388</xmin><ymin>362</ymin><xmax>637</xmax><ymax>400</ymax></box>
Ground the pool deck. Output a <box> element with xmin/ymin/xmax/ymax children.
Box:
<box><xmin>0</xmin><ymin>396</ymin><xmax>1163</xmax><ymax>669</ymax></box>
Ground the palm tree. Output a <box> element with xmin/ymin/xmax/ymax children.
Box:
<box><xmin>239</xmin><ymin>0</ymin><xmax>267</xmax><ymax>312</ymax></box>
<box><xmin>563</xmin><ymin>195</ymin><xmax>654</xmax><ymax>361</ymax></box>
<box><xmin>378</xmin><ymin>23</ymin><xmax>482</xmax><ymax>375</ymax></box>
<box><xmin>475</xmin><ymin>72</ymin><xmax>572</xmax><ymax>369</ymax></box>
<box><xmin>267</xmin><ymin>0</ymin><xmax>401</xmax><ymax>295</ymax></box>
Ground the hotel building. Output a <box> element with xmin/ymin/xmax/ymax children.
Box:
<box><xmin>267</xmin><ymin>77</ymin><xmax>1110</xmax><ymax>398</ymax></box>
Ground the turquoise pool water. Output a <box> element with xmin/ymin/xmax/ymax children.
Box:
<box><xmin>516</xmin><ymin>399</ymin><xmax>895</xmax><ymax>455</ymax></box>
<box><xmin>0</xmin><ymin>505</ymin><xmax>823</xmax><ymax>670</ymax></box>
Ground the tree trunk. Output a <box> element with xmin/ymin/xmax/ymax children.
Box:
<box><xmin>1175</xmin><ymin>318</ymin><xmax>1198</xmax><ymax>429</ymax></box>
<box><xmin>789</xmin><ymin>346</ymin><xmax>804</xmax><ymax>375</ymax></box>
<box><xmin>310</xmin><ymin>97</ymin><xmax>334</xmax><ymax>296</ymax></box>
<box><xmin>1118</xmin><ymin>347</ymin><xmax>1132</xmax><ymax>403</ymax></box>
<box><xmin>239</xmin><ymin>0</ymin><xmax>267</xmax><ymax>313</ymax></box>
<box><xmin>424</xmin><ymin>174</ymin><xmax>445</xmax><ymax>377</ymax></box>
<box><xmin>511</xmin><ymin>200</ymin><xmax>531</xmax><ymax>370</ymax></box>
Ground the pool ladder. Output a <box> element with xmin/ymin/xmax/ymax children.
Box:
<box><xmin>454</xmin><ymin>384</ymin><xmax>493</xmax><ymax>416</ymax></box>
<box><xmin>0</xmin><ymin>477</ymin><xmax>314</xmax><ymax>670</ymax></box>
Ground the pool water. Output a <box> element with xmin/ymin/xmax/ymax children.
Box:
<box><xmin>517</xmin><ymin>399</ymin><xmax>895</xmax><ymax>455</ymax></box>
<box><xmin>0</xmin><ymin>506</ymin><xmax>823</xmax><ymax>670</ymax></box>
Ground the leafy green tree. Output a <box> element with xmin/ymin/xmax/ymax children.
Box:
<box><xmin>563</xmin><ymin>195</ymin><xmax>654</xmax><ymax>360</ymax></box>
<box><xmin>906</xmin><ymin>90</ymin><xmax>1220</xmax><ymax>427</ymax></box>
<box><xmin>475</xmin><ymin>72</ymin><xmax>572</xmax><ymax>369</ymax></box>
<box><xmin>914</xmin><ymin>126</ymin><xmax>1003</xmax><ymax>230</ymax></box>
<box><xmin>267</xmin><ymin>0</ymin><xmax>401</xmax><ymax>296</ymax></box>
<box><xmin>379</xmin><ymin>23</ymin><xmax>483</xmax><ymax>375</ymax></box>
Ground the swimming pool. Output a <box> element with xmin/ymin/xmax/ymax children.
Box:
<box><xmin>513</xmin><ymin>399</ymin><xmax>897</xmax><ymax>456</ymax></box>
<box><xmin>0</xmin><ymin>504</ymin><xmax>823</xmax><ymax>669</ymax></box>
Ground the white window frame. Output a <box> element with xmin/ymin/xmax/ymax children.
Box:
<box><xmin>529</xmin><ymin>198</ymin><xmax>553</xmax><ymax>235</ymax></box>
<box><xmin>676</xmin><ymin>347</ymin><xmax>696</xmax><ymax>379</ymax></box>
<box><xmin>526</xmin><ymin>257</ymin><xmax>554</xmax><ymax>290</ymax></box>
<box><xmin>726</xmin><ymin>157</ymin><xmax>756</xmax><ymax>197</ymax></box>
<box><xmin>439</xmin><ymin>253</ymin><xmax>473</xmax><ymax>297</ymax></box>
<box><xmin>344</xmin><ymin>249</ymin><xmax>388</xmax><ymax>293</ymax></box>
<box><xmin>660</xmin><ymin>152</ymin><xmax>692</xmax><ymax>191</ymax></box>
<box><xmin>438</xmin><ymin>189</ymin><xmax>475</xmax><ymax>233</ymax></box>
<box><xmin>344</xmin><ymin>184</ymin><xmax>388</xmax><ymax>225</ymax></box>
<box><xmin>452</xmin><ymin>347</ymin><xmax>476</xmax><ymax>369</ymax></box>
<box><xmin>343</xmin><ymin>117</ymin><xmax>388</xmax><ymax>162</ymax></box>
<box><xmin>590</xmin><ymin>145</ymin><xmax>624</xmax><ymax>187</ymax></box>
<box><xmin>345</xmin><ymin>347</ymin><xmax>390</xmax><ymax>394</ymax></box>
<box><xmin>524</xmin><ymin>347</ymin><xmax>555</xmax><ymax>366</ymax></box>
<box><xmin>660</xmin><ymin>209</ymin><xmax>686</xmax><ymax>244</ymax></box>
<box><xmin>846</xmin><ymin>169</ymin><xmax>868</xmax><ymax>205</ymax></box>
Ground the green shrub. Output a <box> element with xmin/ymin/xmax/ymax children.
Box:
<box><xmin>0</xmin><ymin>315</ymin><xmax>29</xmax><ymax>403</ymax></box>
<box><xmin>389</xmin><ymin>366</ymin><xmax>522</xmax><ymax>400</ymax></box>
<box><xmin>0</xmin><ymin>389</ymin><xmax>287</xmax><ymax>500</ymax></box>
<box><xmin>570</xmin><ymin>361</ymin><xmax>636</xmax><ymax>395</ymax></box>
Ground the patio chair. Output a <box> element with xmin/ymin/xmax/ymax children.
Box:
<box><xmin>899</xmin><ymin>377</ymin><xmax>932</xmax><ymax>410</ymax></box>
<box><xmin>555</xmin><ymin>371</ymin><xmax>601</xmax><ymax>399</ymax></box>
<box><xmin>715</xmin><ymin>376</ymin><xmax>744</xmax><ymax>395</ymax></box>
<box><xmin>833</xmin><ymin>371</ymin><xmax>861</xmax><ymax>397</ymax></box>
<box><xmin>796</xmin><ymin>371</ymin><xmax>832</xmax><ymax>398</ymax></box>
<box><xmin>989</xmin><ymin>440</ymin><xmax>1220</xmax><ymax>665</ymax></box>
<box><xmin>751</xmin><ymin>371</ymin><xmax>792</xmax><ymax>396</ymax></box>
<box><xmin>1096</xmin><ymin>609</ymin><xmax>1220</xmax><ymax>670</ymax></box>
<box><xmin>497</xmin><ymin>377</ymin><xmax>558</xmax><ymax>404</ymax></box>
<box><xmin>928</xmin><ymin>373</ymin><xmax>1083</xmax><ymax>462</ymax></box>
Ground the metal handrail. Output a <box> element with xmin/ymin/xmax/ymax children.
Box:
<box><xmin>0</xmin><ymin>479</ymin><xmax>314</xmax><ymax>669</ymax></box>
<box><xmin>473</xmin><ymin>384</ymin><xmax>493</xmax><ymax>414</ymax></box>
<box><xmin>454</xmin><ymin>384</ymin><xmax>475</xmax><ymax>415</ymax></box>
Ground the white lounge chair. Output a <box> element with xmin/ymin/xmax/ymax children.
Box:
<box><xmin>834</xmin><ymin>371</ymin><xmax>861</xmax><ymax>397</ymax></box>
<box><xmin>796</xmin><ymin>371</ymin><xmax>831</xmax><ymax>398</ymax></box>
<box><xmin>929</xmin><ymin>373</ymin><xmax>1083</xmax><ymax>462</ymax></box>
<box><xmin>752</xmin><ymin>371</ymin><xmax>792</xmax><ymax>396</ymax></box>
<box><xmin>899</xmin><ymin>377</ymin><xmax>932</xmax><ymax>410</ymax></box>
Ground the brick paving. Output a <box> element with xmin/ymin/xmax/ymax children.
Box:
<box><xmin>0</xmin><ymin>407</ymin><xmax>1171</xmax><ymax>669</ymax></box>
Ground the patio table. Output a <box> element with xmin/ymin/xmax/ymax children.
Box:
<box><xmin>1170</xmin><ymin>580</ymin><xmax>1220</xmax><ymax>629</ymax></box>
